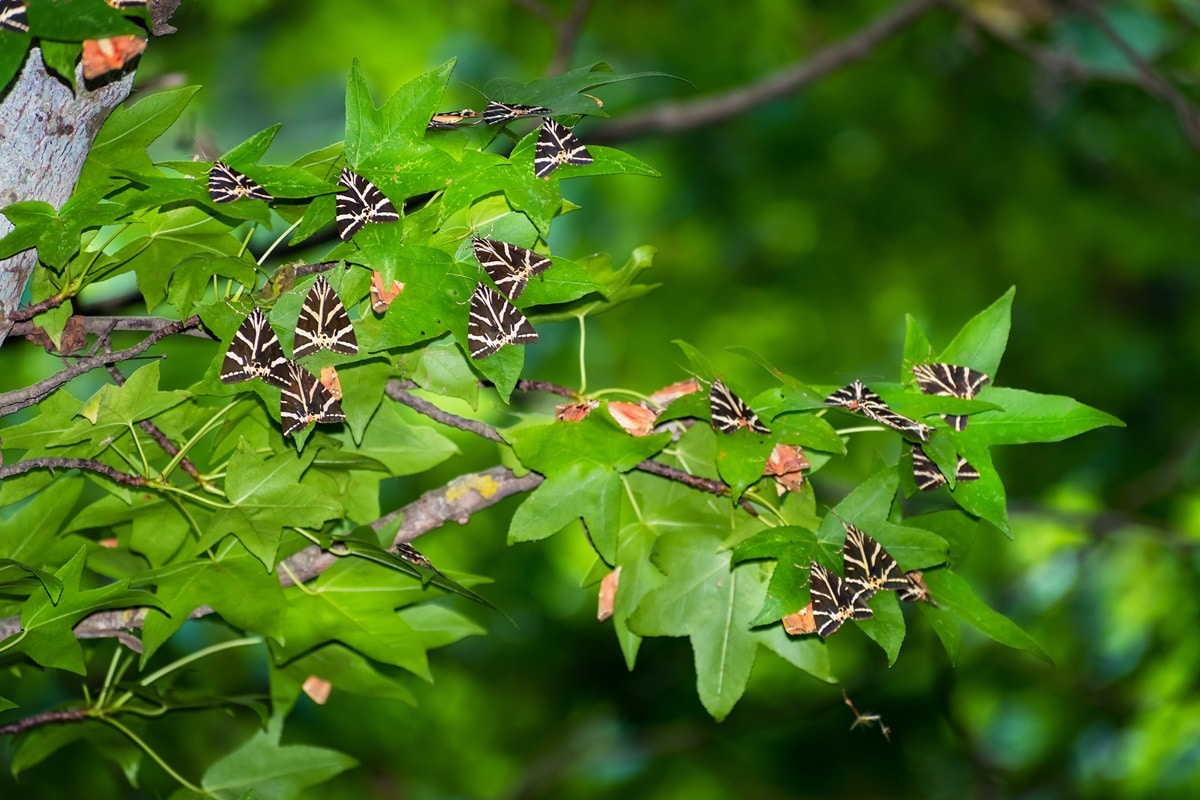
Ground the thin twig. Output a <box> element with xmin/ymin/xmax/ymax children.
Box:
<box><xmin>106</xmin><ymin>364</ymin><xmax>202</xmax><ymax>483</ymax></box>
<box><xmin>0</xmin><ymin>708</ymin><xmax>90</xmax><ymax>737</ymax></box>
<box><xmin>515</xmin><ymin>378</ymin><xmax>577</xmax><ymax>398</ymax></box>
<box><xmin>0</xmin><ymin>316</ymin><xmax>200</xmax><ymax>417</ymax></box>
<box><xmin>386</xmin><ymin>380</ymin><xmax>505</xmax><ymax>442</ymax></box>
<box><xmin>1065</xmin><ymin>0</ymin><xmax>1200</xmax><ymax>148</ymax></box>
<box><xmin>0</xmin><ymin>457</ymin><xmax>146</xmax><ymax>487</ymax></box>
<box><xmin>8</xmin><ymin>315</ymin><xmax>215</xmax><ymax>340</ymax></box>
<box><xmin>4</xmin><ymin>294</ymin><xmax>66</xmax><ymax>324</ymax></box>
<box><xmin>592</xmin><ymin>0</ymin><xmax>943</xmax><ymax>142</ymax></box>
<box><xmin>550</xmin><ymin>0</ymin><xmax>595</xmax><ymax>75</ymax></box>
<box><xmin>634</xmin><ymin>458</ymin><xmax>759</xmax><ymax>516</ymax></box>
<box><xmin>512</xmin><ymin>0</ymin><xmax>556</xmax><ymax>25</ymax></box>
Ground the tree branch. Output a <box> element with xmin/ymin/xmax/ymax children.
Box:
<box><xmin>0</xmin><ymin>708</ymin><xmax>91</xmax><ymax>737</ymax></box>
<box><xmin>386</xmin><ymin>380</ymin><xmax>505</xmax><ymax>442</ymax></box>
<box><xmin>591</xmin><ymin>0</ymin><xmax>943</xmax><ymax>142</ymax></box>
<box><xmin>0</xmin><ymin>457</ymin><xmax>146</xmax><ymax>487</ymax></box>
<box><xmin>106</xmin><ymin>364</ymin><xmax>203</xmax><ymax>484</ymax></box>
<box><xmin>550</xmin><ymin>0</ymin><xmax>595</xmax><ymax>76</ymax></box>
<box><xmin>0</xmin><ymin>315</ymin><xmax>200</xmax><ymax>417</ymax></box>
<box><xmin>8</xmin><ymin>315</ymin><xmax>216</xmax><ymax>340</ymax></box>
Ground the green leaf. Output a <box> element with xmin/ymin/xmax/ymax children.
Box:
<box><xmin>206</xmin><ymin>441</ymin><xmax>341</xmax><ymax>569</ymax></box>
<box><xmin>221</xmin><ymin>124</ymin><xmax>281</xmax><ymax>166</ymax></box>
<box><xmin>856</xmin><ymin>590</ymin><xmax>906</xmax><ymax>665</ymax></box>
<box><xmin>0</xmin><ymin>472</ymin><xmax>85</xmax><ymax>562</ymax></box>
<box><xmin>35</xmin><ymin>40</ymin><xmax>77</xmax><ymax>90</ymax></box>
<box><xmin>137</xmin><ymin>539</ymin><xmax>287</xmax><ymax>662</ymax></box>
<box><xmin>395</xmin><ymin>334</ymin><xmax>479</xmax><ymax>408</ymax></box>
<box><xmin>938</xmin><ymin>286</ymin><xmax>1014</xmax><ymax>381</ymax></box>
<box><xmin>201</xmin><ymin>720</ymin><xmax>357</xmax><ymax>800</ymax></box>
<box><xmin>732</xmin><ymin>526</ymin><xmax>821</xmax><ymax>625</ymax></box>
<box><xmin>167</xmin><ymin>255</ymin><xmax>259</xmax><ymax>319</ymax></box>
<box><xmin>629</xmin><ymin>530</ymin><xmax>793</xmax><ymax>720</ymax></box>
<box><xmin>511</xmin><ymin>135</ymin><xmax>660</xmax><ymax>180</ymax></box>
<box><xmin>18</xmin><ymin>547</ymin><xmax>164</xmax><ymax>674</ymax></box>
<box><xmin>55</xmin><ymin>362</ymin><xmax>189</xmax><ymax>449</ymax></box>
<box><xmin>334</xmin><ymin>358</ymin><xmax>392</xmax><ymax>443</ymax></box>
<box><xmin>0</xmin><ymin>558</ymin><xmax>64</xmax><ymax>603</ymax></box>
<box><xmin>269</xmin><ymin>559</ymin><xmax>431</xmax><ymax>680</ymax></box>
<box><xmin>483</xmin><ymin>62</ymin><xmax>686</xmax><ymax>118</ymax></box>
<box><xmin>607</xmin><ymin>520</ymin><xmax>664</xmax><ymax>669</ymax></box>
<box><xmin>968</xmin><ymin>387</ymin><xmax>1124</xmax><ymax>445</ymax></box>
<box><xmin>711</xmin><ymin>424</ymin><xmax>774</xmax><ymax>502</ymax></box>
<box><xmin>0</xmin><ymin>34</ymin><xmax>30</xmax><ymax>97</ymax></box>
<box><xmin>27</xmin><ymin>0</ymin><xmax>143</xmax><ymax>39</ymax></box>
<box><xmin>269</xmin><ymin>643</ymin><xmax>417</xmax><ymax>720</ymax></box>
<box><xmin>924</xmin><ymin>569</ymin><xmax>1051</xmax><ymax>663</ymax></box>
<box><xmin>79</xmin><ymin>86</ymin><xmax>201</xmax><ymax>190</ymax></box>
<box><xmin>332</xmin><ymin>401</ymin><xmax>459</xmax><ymax>477</ymax></box>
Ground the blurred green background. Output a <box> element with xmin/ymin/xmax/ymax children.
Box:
<box><xmin>5</xmin><ymin>0</ymin><xmax>1200</xmax><ymax>797</ymax></box>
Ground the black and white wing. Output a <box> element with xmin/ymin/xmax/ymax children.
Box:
<box><xmin>809</xmin><ymin>561</ymin><xmax>873</xmax><ymax>638</ymax></box>
<box><xmin>467</xmin><ymin>283</ymin><xmax>538</xmax><ymax>359</ymax></box>
<box><xmin>533</xmin><ymin>119</ymin><xmax>593</xmax><ymax>179</ymax></box>
<box><xmin>709</xmin><ymin>379</ymin><xmax>770</xmax><ymax>434</ymax></box>
<box><xmin>841</xmin><ymin>523</ymin><xmax>909</xmax><ymax>602</ymax></box>
<box><xmin>825</xmin><ymin>380</ymin><xmax>933</xmax><ymax>442</ymax></box>
<box><xmin>220</xmin><ymin>307</ymin><xmax>290</xmax><ymax>388</ymax></box>
<box><xmin>911</xmin><ymin>444</ymin><xmax>980</xmax><ymax>491</ymax></box>
<box><xmin>280</xmin><ymin>361</ymin><xmax>345</xmax><ymax>437</ymax></box>
<box><xmin>824</xmin><ymin>380</ymin><xmax>886</xmax><ymax>414</ymax></box>
<box><xmin>208</xmin><ymin>161</ymin><xmax>273</xmax><ymax>204</ymax></box>
<box><xmin>898</xmin><ymin>570</ymin><xmax>933</xmax><ymax>604</ymax></box>
<box><xmin>483</xmin><ymin>100</ymin><xmax>552</xmax><ymax>125</ymax></box>
<box><xmin>472</xmin><ymin>237</ymin><xmax>552</xmax><ymax>300</ymax></box>
<box><xmin>336</xmin><ymin>167</ymin><xmax>399</xmax><ymax>241</ymax></box>
<box><xmin>292</xmin><ymin>275</ymin><xmax>358</xmax><ymax>358</ymax></box>
<box><xmin>0</xmin><ymin>0</ymin><xmax>28</xmax><ymax>32</ymax></box>
<box><xmin>912</xmin><ymin>362</ymin><xmax>991</xmax><ymax>430</ymax></box>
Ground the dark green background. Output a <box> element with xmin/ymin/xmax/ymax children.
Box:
<box><xmin>4</xmin><ymin>1</ymin><xmax>1199</xmax><ymax>797</ymax></box>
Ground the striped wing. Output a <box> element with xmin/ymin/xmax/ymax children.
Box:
<box><xmin>467</xmin><ymin>283</ymin><xmax>538</xmax><ymax>359</ymax></box>
<box><xmin>106</xmin><ymin>0</ymin><xmax>148</xmax><ymax>7</ymax></box>
<box><xmin>220</xmin><ymin>307</ymin><xmax>290</xmax><ymax>388</ymax></box>
<box><xmin>336</xmin><ymin>167</ymin><xmax>399</xmax><ymax>241</ymax></box>
<box><xmin>280</xmin><ymin>361</ymin><xmax>345</xmax><ymax>437</ymax></box>
<box><xmin>483</xmin><ymin>100</ymin><xmax>552</xmax><ymax>125</ymax></box>
<box><xmin>842</xmin><ymin>524</ymin><xmax>909</xmax><ymax>601</ymax></box>
<box><xmin>292</xmin><ymin>275</ymin><xmax>358</xmax><ymax>358</ymax></box>
<box><xmin>911</xmin><ymin>444</ymin><xmax>980</xmax><ymax>491</ymax></box>
<box><xmin>912</xmin><ymin>363</ymin><xmax>990</xmax><ymax>430</ymax></box>
<box><xmin>709</xmin><ymin>379</ymin><xmax>769</xmax><ymax>434</ymax></box>
<box><xmin>208</xmin><ymin>161</ymin><xmax>273</xmax><ymax>204</ymax></box>
<box><xmin>472</xmin><ymin>237</ymin><xmax>552</xmax><ymax>300</ymax></box>
<box><xmin>534</xmin><ymin>119</ymin><xmax>593</xmax><ymax>179</ymax></box>
<box><xmin>898</xmin><ymin>570</ymin><xmax>933</xmax><ymax>604</ymax></box>
<box><xmin>862</xmin><ymin>404</ymin><xmax>934</xmax><ymax>442</ymax></box>
<box><xmin>826</xmin><ymin>380</ymin><xmax>933</xmax><ymax>441</ymax></box>
<box><xmin>809</xmin><ymin>561</ymin><xmax>873</xmax><ymax>638</ymax></box>
<box><xmin>0</xmin><ymin>0</ymin><xmax>28</xmax><ymax>32</ymax></box>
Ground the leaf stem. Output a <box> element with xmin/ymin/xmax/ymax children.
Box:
<box><xmin>576</xmin><ymin>313</ymin><xmax>588</xmax><ymax>395</ymax></box>
<box><xmin>97</xmin><ymin>716</ymin><xmax>210</xmax><ymax>796</ymax></box>
<box><xmin>160</xmin><ymin>400</ymin><xmax>240</xmax><ymax>481</ymax></box>
<box><xmin>257</xmin><ymin>217</ymin><xmax>304</xmax><ymax>266</ymax></box>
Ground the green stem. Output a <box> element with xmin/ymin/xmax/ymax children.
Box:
<box><xmin>576</xmin><ymin>313</ymin><xmax>588</xmax><ymax>395</ymax></box>
<box><xmin>148</xmin><ymin>482</ymin><xmax>233</xmax><ymax>510</ymax></box>
<box><xmin>160</xmin><ymin>400</ymin><xmax>239</xmax><ymax>481</ymax></box>
<box><xmin>0</xmin><ymin>629</ymin><xmax>27</xmax><ymax>656</ymax></box>
<box><xmin>587</xmin><ymin>388</ymin><xmax>654</xmax><ymax>403</ymax></box>
<box><xmin>127</xmin><ymin>422</ymin><xmax>151</xmax><ymax>477</ymax></box>
<box><xmin>110</xmin><ymin>637</ymin><xmax>264</xmax><ymax>712</ymax></box>
<box><xmin>620</xmin><ymin>474</ymin><xmax>644</xmax><ymax>524</ymax></box>
<box><xmin>98</xmin><ymin>716</ymin><xmax>210</xmax><ymax>796</ymax></box>
<box><xmin>257</xmin><ymin>218</ymin><xmax>303</xmax><ymax>266</ymax></box>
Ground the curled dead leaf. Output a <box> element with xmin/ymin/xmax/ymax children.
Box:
<box><xmin>555</xmin><ymin>400</ymin><xmax>598</xmax><ymax>422</ymax></box>
<box><xmin>319</xmin><ymin>366</ymin><xmax>342</xmax><ymax>400</ymax></box>
<box><xmin>597</xmin><ymin>566</ymin><xmax>621</xmax><ymax>622</ymax></box>
<box><xmin>82</xmin><ymin>36</ymin><xmax>147</xmax><ymax>80</ymax></box>
<box><xmin>782</xmin><ymin>603</ymin><xmax>817</xmax><ymax>636</ymax></box>
<box><xmin>649</xmin><ymin>378</ymin><xmax>700</xmax><ymax>406</ymax></box>
<box><xmin>302</xmin><ymin>675</ymin><xmax>332</xmax><ymax>705</ymax></box>
<box><xmin>608</xmin><ymin>401</ymin><xmax>658</xmax><ymax>437</ymax></box>
<box><xmin>370</xmin><ymin>270</ymin><xmax>404</xmax><ymax>312</ymax></box>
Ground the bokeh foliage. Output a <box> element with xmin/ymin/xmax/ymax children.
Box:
<box><xmin>2</xmin><ymin>0</ymin><xmax>1198</xmax><ymax>798</ymax></box>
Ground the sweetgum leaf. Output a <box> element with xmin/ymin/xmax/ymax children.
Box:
<box><xmin>924</xmin><ymin>569</ymin><xmax>1052</xmax><ymax>663</ymax></box>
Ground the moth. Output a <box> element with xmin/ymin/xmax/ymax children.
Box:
<box><xmin>809</xmin><ymin>561</ymin><xmax>873</xmax><ymax>638</ymax></box>
<box><xmin>911</xmin><ymin>444</ymin><xmax>980</xmax><ymax>491</ymax></box>
<box><xmin>106</xmin><ymin>0</ymin><xmax>148</xmax><ymax>7</ymax></box>
<box><xmin>911</xmin><ymin>362</ymin><xmax>991</xmax><ymax>431</ymax></box>
<box><xmin>471</xmin><ymin>237</ymin><xmax>552</xmax><ymax>300</ymax></box>
<box><xmin>208</xmin><ymin>161</ymin><xmax>272</xmax><ymax>204</ymax></box>
<box><xmin>534</xmin><ymin>119</ymin><xmax>593</xmax><ymax>179</ymax></box>
<box><xmin>292</xmin><ymin>274</ymin><xmax>358</xmax><ymax>358</ymax></box>
<box><xmin>824</xmin><ymin>380</ymin><xmax>933</xmax><ymax>442</ymax></box>
<box><xmin>393</xmin><ymin>541</ymin><xmax>434</xmax><ymax>570</ymax></box>
<box><xmin>0</xmin><ymin>0</ymin><xmax>28</xmax><ymax>32</ymax></box>
<box><xmin>280</xmin><ymin>361</ymin><xmax>345</xmax><ymax>437</ymax></box>
<box><xmin>428</xmin><ymin>109</ymin><xmax>480</xmax><ymax>129</ymax></box>
<box><xmin>467</xmin><ymin>282</ymin><xmax>538</xmax><ymax>359</ymax></box>
<box><xmin>483</xmin><ymin>100</ymin><xmax>552</xmax><ymax>125</ymax></box>
<box><xmin>709</xmin><ymin>379</ymin><xmax>770</xmax><ymax>434</ymax></box>
<box><xmin>335</xmin><ymin>167</ymin><xmax>399</xmax><ymax>241</ymax></box>
<box><xmin>220</xmin><ymin>307</ymin><xmax>290</xmax><ymax>388</ymax></box>
<box><xmin>841</xmin><ymin>523</ymin><xmax>909</xmax><ymax>603</ymax></box>
<box><xmin>898</xmin><ymin>570</ymin><xmax>933</xmax><ymax>604</ymax></box>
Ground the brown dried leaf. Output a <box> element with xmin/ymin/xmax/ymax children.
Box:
<box><xmin>59</xmin><ymin>315</ymin><xmax>88</xmax><ymax>355</ymax></box>
<box><xmin>370</xmin><ymin>270</ymin><xmax>404</xmax><ymax>312</ymax></box>
<box><xmin>82</xmin><ymin>36</ymin><xmax>147</xmax><ymax>80</ymax></box>
<box><xmin>302</xmin><ymin>675</ymin><xmax>332</xmax><ymax>705</ymax></box>
<box><xmin>555</xmin><ymin>400</ymin><xmax>598</xmax><ymax>422</ymax></box>
<box><xmin>649</xmin><ymin>378</ymin><xmax>700</xmax><ymax>406</ymax></box>
<box><xmin>782</xmin><ymin>603</ymin><xmax>817</xmax><ymax>636</ymax></box>
<box><xmin>608</xmin><ymin>401</ymin><xmax>658</xmax><ymax>437</ymax></box>
<box><xmin>597</xmin><ymin>566</ymin><xmax>621</xmax><ymax>622</ymax></box>
<box><xmin>319</xmin><ymin>366</ymin><xmax>342</xmax><ymax>400</ymax></box>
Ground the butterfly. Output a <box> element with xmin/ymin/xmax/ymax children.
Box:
<box><xmin>898</xmin><ymin>570</ymin><xmax>933</xmax><ymax>604</ymax></box>
<box><xmin>220</xmin><ymin>307</ymin><xmax>290</xmax><ymax>388</ymax></box>
<box><xmin>292</xmin><ymin>275</ymin><xmax>358</xmax><ymax>358</ymax></box>
<box><xmin>483</xmin><ymin>100</ymin><xmax>552</xmax><ymax>125</ymax></box>
<box><xmin>207</xmin><ymin>161</ymin><xmax>272</xmax><ymax>204</ymax></box>
<box><xmin>335</xmin><ymin>167</ymin><xmax>399</xmax><ymax>241</ymax></box>
<box><xmin>911</xmin><ymin>362</ymin><xmax>991</xmax><ymax>431</ymax></box>
<box><xmin>841</xmin><ymin>523</ymin><xmax>910</xmax><ymax>603</ymax></box>
<box><xmin>280</xmin><ymin>361</ymin><xmax>345</xmax><ymax>437</ymax></box>
<box><xmin>467</xmin><ymin>283</ymin><xmax>538</xmax><ymax>359</ymax></box>
<box><xmin>910</xmin><ymin>444</ymin><xmax>980</xmax><ymax>491</ymax></box>
<box><xmin>472</xmin><ymin>237</ymin><xmax>552</xmax><ymax>300</ymax></box>
<box><xmin>534</xmin><ymin>119</ymin><xmax>593</xmax><ymax>179</ymax></box>
<box><xmin>709</xmin><ymin>379</ymin><xmax>770</xmax><ymax>434</ymax></box>
<box><xmin>0</xmin><ymin>0</ymin><xmax>28</xmax><ymax>32</ymax></box>
<box><xmin>824</xmin><ymin>380</ymin><xmax>933</xmax><ymax>442</ymax></box>
<box><xmin>808</xmin><ymin>561</ymin><xmax>873</xmax><ymax>638</ymax></box>
<box><xmin>428</xmin><ymin>109</ymin><xmax>480</xmax><ymax>129</ymax></box>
